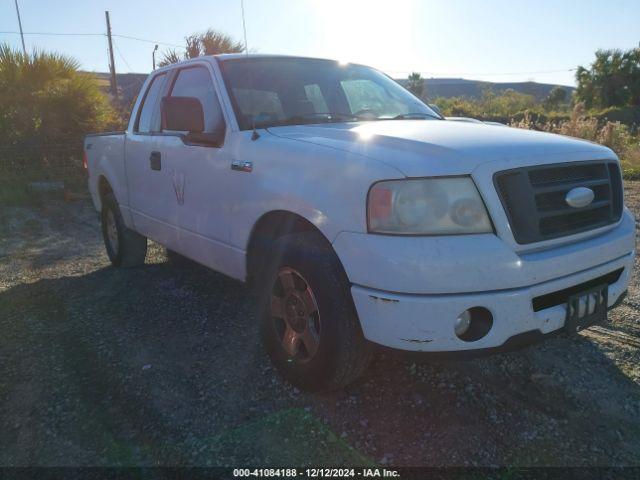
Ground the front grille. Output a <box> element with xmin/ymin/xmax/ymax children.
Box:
<box><xmin>494</xmin><ymin>161</ymin><xmax>623</xmax><ymax>244</ymax></box>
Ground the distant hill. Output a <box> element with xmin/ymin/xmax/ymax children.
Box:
<box><xmin>396</xmin><ymin>77</ymin><xmax>575</xmax><ymax>101</ymax></box>
<box><xmin>88</xmin><ymin>71</ymin><xmax>575</xmax><ymax>106</ymax></box>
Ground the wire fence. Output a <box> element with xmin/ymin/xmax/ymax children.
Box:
<box><xmin>0</xmin><ymin>138</ymin><xmax>87</xmax><ymax>202</ymax></box>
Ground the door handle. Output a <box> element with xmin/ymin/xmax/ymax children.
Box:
<box><xmin>231</xmin><ymin>160</ymin><xmax>253</xmax><ymax>172</ymax></box>
<box><xmin>150</xmin><ymin>151</ymin><xmax>161</xmax><ymax>171</ymax></box>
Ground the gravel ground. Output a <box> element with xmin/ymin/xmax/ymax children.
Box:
<box><xmin>0</xmin><ymin>184</ymin><xmax>639</xmax><ymax>467</ymax></box>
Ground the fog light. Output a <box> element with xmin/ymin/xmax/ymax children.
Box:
<box><xmin>454</xmin><ymin>307</ymin><xmax>493</xmax><ymax>342</ymax></box>
<box><xmin>455</xmin><ymin>310</ymin><xmax>472</xmax><ymax>336</ymax></box>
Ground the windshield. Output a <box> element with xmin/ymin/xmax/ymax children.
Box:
<box><xmin>218</xmin><ymin>57</ymin><xmax>441</xmax><ymax>130</ymax></box>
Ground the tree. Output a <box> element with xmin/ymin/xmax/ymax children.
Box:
<box><xmin>575</xmin><ymin>47</ymin><xmax>640</xmax><ymax>108</ymax></box>
<box><xmin>544</xmin><ymin>86</ymin><xmax>568</xmax><ymax>109</ymax></box>
<box><xmin>159</xmin><ymin>29</ymin><xmax>244</xmax><ymax>67</ymax></box>
<box><xmin>158</xmin><ymin>50</ymin><xmax>182</xmax><ymax>67</ymax></box>
<box><xmin>0</xmin><ymin>44</ymin><xmax>118</xmax><ymax>144</ymax></box>
<box><xmin>406</xmin><ymin>72</ymin><xmax>425</xmax><ymax>98</ymax></box>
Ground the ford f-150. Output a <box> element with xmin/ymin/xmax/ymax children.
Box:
<box><xmin>85</xmin><ymin>55</ymin><xmax>636</xmax><ymax>391</ymax></box>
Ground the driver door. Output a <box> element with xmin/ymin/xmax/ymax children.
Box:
<box><xmin>153</xmin><ymin>63</ymin><xmax>234</xmax><ymax>272</ymax></box>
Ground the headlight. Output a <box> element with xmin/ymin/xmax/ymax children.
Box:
<box><xmin>367</xmin><ymin>177</ymin><xmax>493</xmax><ymax>235</ymax></box>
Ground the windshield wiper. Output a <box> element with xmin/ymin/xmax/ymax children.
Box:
<box><xmin>390</xmin><ymin>112</ymin><xmax>442</xmax><ymax>120</ymax></box>
<box><xmin>291</xmin><ymin>112</ymin><xmax>365</xmax><ymax>121</ymax></box>
<box><xmin>256</xmin><ymin>112</ymin><xmax>368</xmax><ymax>128</ymax></box>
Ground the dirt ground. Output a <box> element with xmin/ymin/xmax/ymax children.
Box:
<box><xmin>1</xmin><ymin>184</ymin><xmax>639</xmax><ymax>467</ymax></box>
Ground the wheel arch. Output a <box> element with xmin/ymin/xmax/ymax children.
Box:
<box><xmin>98</xmin><ymin>175</ymin><xmax>113</xmax><ymax>199</ymax></box>
<box><xmin>92</xmin><ymin>175</ymin><xmax>114</xmax><ymax>212</ymax></box>
<box><xmin>245</xmin><ymin>210</ymin><xmax>339</xmax><ymax>284</ymax></box>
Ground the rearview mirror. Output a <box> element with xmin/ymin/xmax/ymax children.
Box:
<box><xmin>161</xmin><ymin>96</ymin><xmax>204</xmax><ymax>133</ymax></box>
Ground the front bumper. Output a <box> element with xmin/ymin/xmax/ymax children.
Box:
<box><xmin>350</xmin><ymin>251</ymin><xmax>633</xmax><ymax>351</ymax></box>
<box><xmin>333</xmin><ymin>211</ymin><xmax>636</xmax><ymax>352</ymax></box>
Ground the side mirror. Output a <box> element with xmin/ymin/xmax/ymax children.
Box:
<box><xmin>161</xmin><ymin>96</ymin><xmax>204</xmax><ymax>133</ymax></box>
<box><xmin>186</xmin><ymin>130</ymin><xmax>226</xmax><ymax>147</ymax></box>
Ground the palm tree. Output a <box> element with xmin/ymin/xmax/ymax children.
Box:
<box><xmin>0</xmin><ymin>44</ymin><xmax>118</xmax><ymax>144</ymax></box>
<box><xmin>158</xmin><ymin>50</ymin><xmax>182</xmax><ymax>67</ymax></box>
<box><xmin>159</xmin><ymin>29</ymin><xmax>245</xmax><ymax>67</ymax></box>
<box><xmin>406</xmin><ymin>72</ymin><xmax>425</xmax><ymax>99</ymax></box>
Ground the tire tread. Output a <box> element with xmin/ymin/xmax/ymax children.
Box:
<box><xmin>102</xmin><ymin>193</ymin><xmax>147</xmax><ymax>268</ymax></box>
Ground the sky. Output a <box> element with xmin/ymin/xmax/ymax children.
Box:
<box><xmin>0</xmin><ymin>0</ymin><xmax>638</xmax><ymax>86</ymax></box>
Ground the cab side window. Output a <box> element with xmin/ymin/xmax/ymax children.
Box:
<box><xmin>136</xmin><ymin>73</ymin><xmax>166</xmax><ymax>133</ymax></box>
<box><xmin>169</xmin><ymin>66</ymin><xmax>225</xmax><ymax>133</ymax></box>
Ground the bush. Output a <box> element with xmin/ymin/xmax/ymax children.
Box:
<box><xmin>0</xmin><ymin>44</ymin><xmax>121</xmax><ymax>200</ymax></box>
<box><xmin>623</xmin><ymin>168</ymin><xmax>640</xmax><ymax>180</ymax></box>
<box><xmin>433</xmin><ymin>88</ymin><xmax>548</xmax><ymax>122</ymax></box>
<box><xmin>595</xmin><ymin>105</ymin><xmax>640</xmax><ymax>126</ymax></box>
<box><xmin>0</xmin><ymin>44</ymin><xmax>120</xmax><ymax>145</ymax></box>
<box><xmin>509</xmin><ymin>104</ymin><xmax>640</xmax><ymax>175</ymax></box>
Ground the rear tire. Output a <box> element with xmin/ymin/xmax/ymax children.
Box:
<box><xmin>258</xmin><ymin>232</ymin><xmax>372</xmax><ymax>392</ymax></box>
<box><xmin>101</xmin><ymin>193</ymin><xmax>147</xmax><ymax>268</ymax></box>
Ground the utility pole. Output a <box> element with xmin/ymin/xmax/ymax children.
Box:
<box><xmin>105</xmin><ymin>11</ymin><xmax>118</xmax><ymax>100</ymax></box>
<box><xmin>152</xmin><ymin>44</ymin><xmax>158</xmax><ymax>70</ymax></box>
<box><xmin>14</xmin><ymin>0</ymin><xmax>27</xmax><ymax>55</ymax></box>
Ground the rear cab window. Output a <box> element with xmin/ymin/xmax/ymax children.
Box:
<box><xmin>135</xmin><ymin>73</ymin><xmax>167</xmax><ymax>133</ymax></box>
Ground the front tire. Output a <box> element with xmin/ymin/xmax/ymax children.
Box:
<box><xmin>101</xmin><ymin>193</ymin><xmax>147</xmax><ymax>268</ymax></box>
<box><xmin>258</xmin><ymin>232</ymin><xmax>372</xmax><ymax>392</ymax></box>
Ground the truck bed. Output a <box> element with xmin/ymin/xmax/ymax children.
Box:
<box><xmin>84</xmin><ymin>132</ymin><xmax>127</xmax><ymax>211</ymax></box>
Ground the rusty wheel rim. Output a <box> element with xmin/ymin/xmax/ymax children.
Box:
<box><xmin>270</xmin><ymin>267</ymin><xmax>321</xmax><ymax>362</ymax></box>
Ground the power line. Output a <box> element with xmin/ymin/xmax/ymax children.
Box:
<box><xmin>113</xmin><ymin>40</ymin><xmax>133</xmax><ymax>73</ymax></box>
<box><xmin>0</xmin><ymin>30</ymin><xmax>104</xmax><ymax>37</ymax></box>
<box><xmin>0</xmin><ymin>30</ymin><xmax>578</xmax><ymax>77</ymax></box>
<box><xmin>389</xmin><ymin>68</ymin><xmax>578</xmax><ymax>77</ymax></box>
<box><xmin>112</xmin><ymin>34</ymin><xmax>185</xmax><ymax>49</ymax></box>
<box><xmin>0</xmin><ymin>30</ymin><xmax>186</xmax><ymax>48</ymax></box>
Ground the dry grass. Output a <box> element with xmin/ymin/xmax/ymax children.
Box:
<box><xmin>510</xmin><ymin>103</ymin><xmax>640</xmax><ymax>177</ymax></box>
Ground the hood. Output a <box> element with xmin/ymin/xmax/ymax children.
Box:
<box><xmin>267</xmin><ymin>120</ymin><xmax>614</xmax><ymax>177</ymax></box>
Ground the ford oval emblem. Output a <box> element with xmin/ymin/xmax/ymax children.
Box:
<box><xmin>565</xmin><ymin>187</ymin><xmax>595</xmax><ymax>208</ymax></box>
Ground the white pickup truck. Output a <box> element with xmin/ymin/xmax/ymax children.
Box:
<box><xmin>86</xmin><ymin>54</ymin><xmax>636</xmax><ymax>391</ymax></box>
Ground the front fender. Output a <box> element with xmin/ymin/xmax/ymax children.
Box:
<box><xmin>226</xmin><ymin>131</ymin><xmax>404</xmax><ymax>252</ymax></box>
